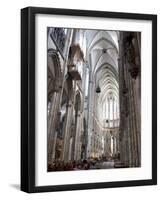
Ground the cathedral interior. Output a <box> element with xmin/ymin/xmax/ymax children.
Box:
<box><xmin>47</xmin><ymin>27</ymin><xmax>141</xmax><ymax>171</ymax></box>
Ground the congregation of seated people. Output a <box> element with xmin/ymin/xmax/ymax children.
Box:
<box><xmin>48</xmin><ymin>160</ymin><xmax>90</xmax><ymax>171</ymax></box>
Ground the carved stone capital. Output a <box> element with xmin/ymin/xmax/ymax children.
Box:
<box><xmin>67</xmin><ymin>102</ymin><xmax>72</xmax><ymax>107</ymax></box>
<box><xmin>128</xmin><ymin>63</ymin><xmax>139</xmax><ymax>79</ymax></box>
<box><xmin>122</xmin><ymin>87</ymin><xmax>128</xmax><ymax>95</ymax></box>
<box><xmin>124</xmin><ymin>33</ymin><xmax>139</xmax><ymax>79</ymax></box>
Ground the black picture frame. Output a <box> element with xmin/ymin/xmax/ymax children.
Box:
<box><xmin>21</xmin><ymin>6</ymin><xmax>157</xmax><ymax>193</ymax></box>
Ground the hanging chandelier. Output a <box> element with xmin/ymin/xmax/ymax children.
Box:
<box><xmin>96</xmin><ymin>85</ymin><xmax>101</xmax><ymax>93</ymax></box>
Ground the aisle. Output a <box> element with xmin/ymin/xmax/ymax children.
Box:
<box><xmin>94</xmin><ymin>161</ymin><xmax>114</xmax><ymax>169</ymax></box>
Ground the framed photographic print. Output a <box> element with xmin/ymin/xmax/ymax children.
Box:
<box><xmin>21</xmin><ymin>7</ymin><xmax>157</xmax><ymax>193</ymax></box>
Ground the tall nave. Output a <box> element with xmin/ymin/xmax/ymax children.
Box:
<box><xmin>47</xmin><ymin>28</ymin><xmax>141</xmax><ymax>171</ymax></box>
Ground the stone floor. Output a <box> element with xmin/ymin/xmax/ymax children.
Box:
<box><xmin>91</xmin><ymin>161</ymin><xmax>115</xmax><ymax>169</ymax></box>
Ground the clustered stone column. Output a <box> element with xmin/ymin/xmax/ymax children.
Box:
<box><xmin>86</xmin><ymin>53</ymin><xmax>95</xmax><ymax>158</ymax></box>
<box><xmin>113</xmin><ymin>97</ymin><xmax>115</xmax><ymax>127</ymax></box>
<box><xmin>108</xmin><ymin>98</ymin><xmax>110</xmax><ymax>128</ymax></box>
<box><xmin>60</xmin><ymin>29</ymin><xmax>86</xmax><ymax>163</ymax></box>
<box><xmin>47</xmin><ymin>48</ymin><xmax>63</xmax><ymax>163</ymax></box>
<box><xmin>118</xmin><ymin>32</ymin><xmax>141</xmax><ymax>167</ymax></box>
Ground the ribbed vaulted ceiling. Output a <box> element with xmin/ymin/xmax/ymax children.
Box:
<box><xmin>85</xmin><ymin>30</ymin><xmax>119</xmax><ymax>125</ymax></box>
